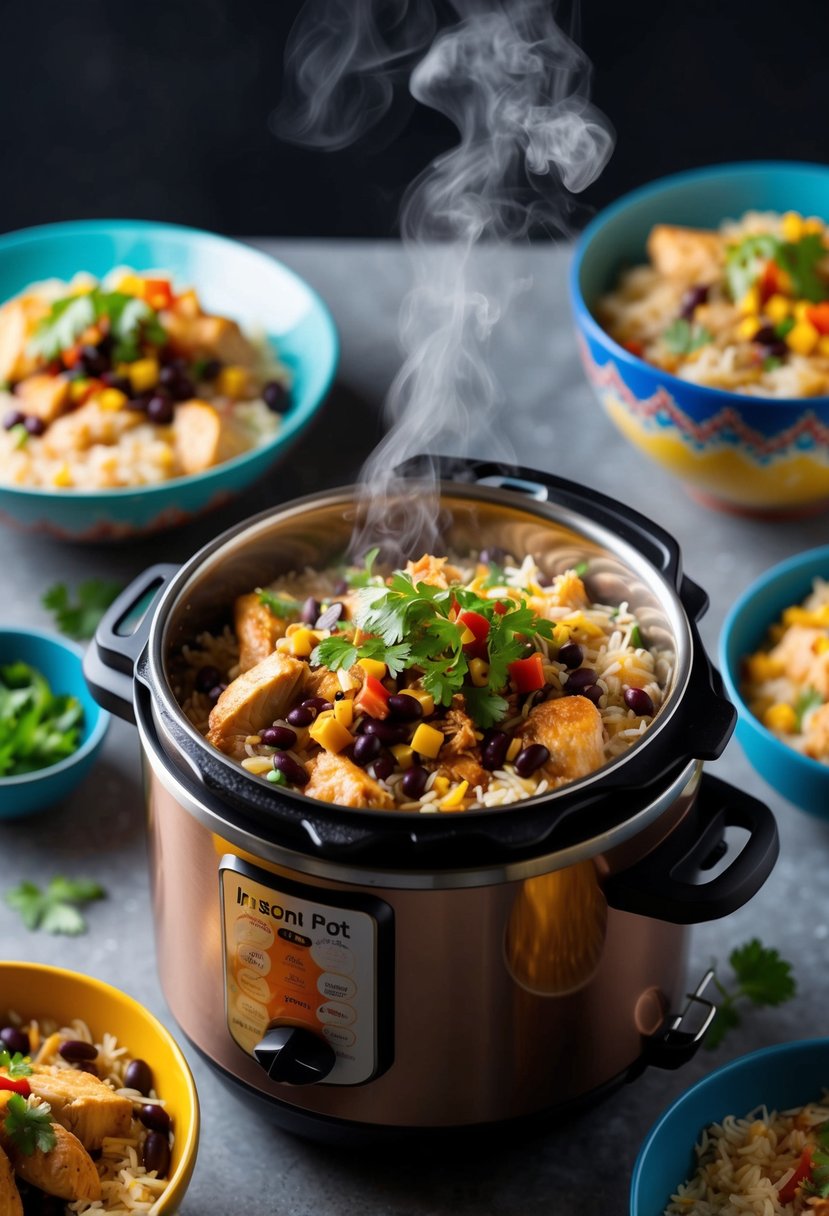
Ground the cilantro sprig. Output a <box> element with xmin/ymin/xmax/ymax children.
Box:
<box><xmin>257</xmin><ymin>589</ymin><xmax>301</xmax><ymax>620</ymax></box>
<box><xmin>0</xmin><ymin>1051</ymin><xmax>32</xmax><ymax>1079</ymax></box>
<box><xmin>347</xmin><ymin>547</ymin><xmax>383</xmax><ymax>589</ymax></box>
<box><xmin>42</xmin><ymin>579</ymin><xmax>123</xmax><ymax>640</ymax></box>
<box><xmin>0</xmin><ymin>662</ymin><xmax>84</xmax><ymax>777</ymax></box>
<box><xmin>725</xmin><ymin>232</ymin><xmax>829</xmax><ymax>304</ymax></box>
<box><xmin>662</xmin><ymin>318</ymin><xmax>713</xmax><ymax>355</ymax></box>
<box><xmin>806</xmin><ymin>1122</ymin><xmax>829</xmax><ymax>1198</ymax></box>
<box><xmin>28</xmin><ymin>287</ymin><xmax>167</xmax><ymax>363</ymax></box>
<box><xmin>705</xmin><ymin>938</ymin><xmax>796</xmax><ymax>1049</ymax></box>
<box><xmin>2</xmin><ymin>1093</ymin><xmax>56</xmax><ymax>1156</ymax></box>
<box><xmin>5</xmin><ymin>877</ymin><xmax>106</xmax><ymax>936</ymax></box>
<box><xmin>795</xmin><ymin>686</ymin><xmax>823</xmax><ymax>730</ymax></box>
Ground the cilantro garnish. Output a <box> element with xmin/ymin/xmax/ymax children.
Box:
<box><xmin>42</xmin><ymin>579</ymin><xmax>123</xmax><ymax>640</ymax></box>
<box><xmin>0</xmin><ymin>1051</ymin><xmax>32</xmax><ymax>1079</ymax></box>
<box><xmin>762</xmin><ymin>356</ymin><xmax>783</xmax><ymax>372</ymax></box>
<box><xmin>629</xmin><ymin>624</ymin><xmax>642</xmax><ymax>648</ymax></box>
<box><xmin>312</xmin><ymin>634</ymin><xmax>412</xmax><ymax>678</ymax></box>
<box><xmin>257</xmin><ymin>589</ymin><xmax>301</xmax><ymax>620</ymax></box>
<box><xmin>0</xmin><ymin>663</ymin><xmax>84</xmax><ymax>777</ymax></box>
<box><xmin>347</xmin><ymin>547</ymin><xmax>382</xmax><ymax>589</ymax></box>
<box><xmin>573</xmin><ymin>561</ymin><xmax>589</xmax><ymax>577</ymax></box>
<box><xmin>775</xmin><ymin>316</ymin><xmax>796</xmax><ymax>338</ymax></box>
<box><xmin>725</xmin><ymin>232</ymin><xmax>829</xmax><ymax>304</ymax></box>
<box><xmin>5</xmin><ymin>877</ymin><xmax>106</xmax><ymax>936</ymax></box>
<box><xmin>795</xmin><ymin>686</ymin><xmax>823</xmax><ymax>730</ymax></box>
<box><xmin>3</xmin><ymin>1094</ymin><xmax>56</xmax><ymax>1156</ymax></box>
<box><xmin>662</xmin><ymin>318</ymin><xmax>713</xmax><ymax>355</ymax></box>
<box><xmin>806</xmin><ymin>1122</ymin><xmax>829</xmax><ymax>1198</ymax></box>
<box><xmin>705</xmin><ymin>938</ymin><xmax>796</xmax><ymax>1049</ymax></box>
<box><xmin>480</xmin><ymin>562</ymin><xmax>507</xmax><ymax>589</ymax></box>
<box><xmin>28</xmin><ymin>287</ymin><xmax>167</xmax><ymax>363</ymax></box>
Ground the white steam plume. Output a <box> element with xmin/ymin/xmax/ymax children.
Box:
<box><xmin>278</xmin><ymin>0</ymin><xmax>614</xmax><ymax>562</ymax></box>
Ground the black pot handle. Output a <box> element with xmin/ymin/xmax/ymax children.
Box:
<box><xmin>83</xmin><ymin>564</ymin><xmax>178</xmax><ymax>722</ymax></box>
<box><xmin>603</xmin><ymin>773</ymin><xmax>778</xmax><ymax>924</ymax></box>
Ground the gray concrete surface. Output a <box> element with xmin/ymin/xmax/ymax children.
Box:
<box><xmin>1</xmin><ymin>240</ymin><xmax>828</xmax><ymax>1216</ymax></box>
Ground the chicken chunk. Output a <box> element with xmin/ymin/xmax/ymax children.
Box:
<box><xmin>0</xmin><ymin>295</ymin><xmax>50</xmax><ymax>383</ymax></box>
<box><xmin>234</xmin><ymin>592</ymin><xmax>285</xmax><ymax>672</ymax></box>
<box><xmin>207</xmin><ymin>651</ymin><xmax>306</xmax><ymax>759</ymax></box>
<box><xmin>173</xmin><ymin>400</ymin><xmax>249</xmax><ymax>476</ymax></box>
<box><xmin>161</xmin><ymin>311</ymin><xmax>258</xmax><ymax>367</ymax></box>
<box><xmin>42</xmin><ymin>400</ymin><xmax>141</xmax><ymax>455</ymax></box>
<box><xmin>804</xmin><ymin>701</ymin><xmax>829</xmax><ymax>760</ymax></box>
<box><xmin>14</xmin><ymin>374</ymin><xmax>70</xmax><ymax>424</ymax></box>
<box><xmin>438</xmin><ymin>752</ymin><xmax>490</xmax><ymax>793</ymax></box>
<box><xmin>646</xmin><ymin>224</ymin><xmax>724</xmax><ymax>283</ymax></box>
<box><xmin>441</xmin><ymin>695</ymin><xmax>478</xmax><ymax>758</ymax></box>
<box><xmin>28</xmin><ymin>1067</ymin><xmax>132</xmax><ymax>1151</ymax></box>
<box><xmin>404</xmin><ymin>554</ymin><xmax>463</xmax><ymax>590</ymax></box>
<box><xmin>305</xmin><ymin>751</ymin><xmax>394</xmax><ymax>809</ymax></box>
<box><xmin>521</xmin><ymin>695</ymin><xmax>606</xmax><ymax>786</ymax></box>
<box><xmin>303</xmin><ymin>664</ymin><xmax>363</xmax><ymax>704</ymax></box>
<box><xmin>770</xmin><ymin>625</ymin><xmax>829</xmax><ymax>697</ymax></box>
<box><xmin>4</xmin><ymin>1123</ymin><xmax>100</xmax><ymax>1204</ymax></box>
<box><xmin>0</xmin><ymin>1147</ymin><xmax>22</xmax><ymax>1216</ymax></box>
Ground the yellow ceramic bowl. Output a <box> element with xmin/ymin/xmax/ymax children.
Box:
<box><xmin>0</xmin><ymin>963</ymin><xmax>199</xmax><ymax>1214</ymax></box>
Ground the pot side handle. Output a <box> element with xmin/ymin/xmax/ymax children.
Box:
<box><xmin>84</xmin><ymin>564</ymin><xmax>178</xmax><ymax>723</ymax></box>
<box><xmin>603</xmin><ymin>773</ymin><xmax>778</xmax><ymax>925</ymax></box>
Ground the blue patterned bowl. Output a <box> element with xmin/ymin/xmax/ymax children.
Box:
<box><xmin>571</xmin><ymin>162</ymin><xmax>829</xmax><ymax>517</ymax></box>
<box><xmin>0</xmin><ymin>220</ymin><xmax>338</xmax><ymax>540</ymax></box>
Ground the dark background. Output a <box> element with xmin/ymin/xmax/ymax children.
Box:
<box><xmin>2</xmin><ymin>0</ymin><xmax>827</xmax><ymax>239</ymax></box>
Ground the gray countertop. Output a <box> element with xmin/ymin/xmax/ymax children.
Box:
<box><xmin>1</xmin><ymin>239</ymin><xmax>828</xmax><ymax>1216</ymax></box>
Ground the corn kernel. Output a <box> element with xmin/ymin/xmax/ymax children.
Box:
<box><xmin>459</xmin><ymin>627</ymin><xmax>477</xmax><ymax>646</ymax></box>
<box><xmin>217</xmin><ymin>365</ymin><xmax>249</xmax><ymax>399</ymax></box>
<box><xmin>506</xmin><ymin>737</ymin><xmax>522</xmax><ymax>762</ymax></box>
<box><xmin>411</xmin><ymin>722</ymin><xmax>444</xmax><ymax>759</ymax></box>
<box><xmin>786</xmin><ymin>320</ymin><xmax>819</xmax><ymax>356</ymax></box>
<box><xmin>818</xmin><ymin>337</ymin><xmax>829</xmax><ymax>358</ymax></box>
<box><xmin>738</xmin><ymin>286</ymin><xmax>760</xmax><ymax>316</ymax></box>
<box><xmin>128</xmin><ymin>358</ymin><xmax>160</xmax><ymax>393</ymax></box>
<box><xmin>815</xmin><ymin>637</ymin><xmax>829</xmax><ymax>655</ymax></box>
<box><xmin>748</xmin><ymin>1121</ymin><xmax>768</xmax><ymax>1141</ymax></box>
<box><xmin>735</xmin><ymin>316</ymin><xmax>761</xmax><ymax>341</ymax></box>
<box><xmin>309</xmin><ymin>715</ymin><xmax>353</xmax><ymax>753</ymax></box>
<box><xmin>334</xmin><ymin>697</ymin><xmax>354</xmax><ymax>728</ymax></box>
<box><xmin>744</xmin><ymin>654</ymin><xmax>784</xmax><ymax>683</ymax></box>
<box><xmin>551</xmin><ymin>624</ymin><xmax>571</xmax><ymax>648</ymax></box>
<box><xmin>432</xmin><ymin>776</ymin><xmax>449</xmax><ymax>796</ymax></box>
<box><xmin>399</xmin><ymin>688</ymin><xmax>435</xmax><ymax>716</ymax></box>
<box><xmin>440</xmin><ymin>780</ymin><xmax>469</xmax><ymax>811</ymax></box>
<box><xmin>358</xmin><ymin>658</ymin><xmax>386</xmax><ymax>681</ymax></box>
<box><xmin>69</xmin><ymin>378</ymin><xmax>93</xmax><ymax>404</ymax></box>
<box><xmin>765</xmin><ymin>294</ymin><xmax>791</xmax><ymax>323</ymax></box>
<box><xmin>469</xmin><ymin>658</ymin><xmax>490</xmax><ymax>687</ymax></box>
<box><xmin>762</xmin><ymin>703</ymin><xmax>797</xmax><ymax>734</ymax></box>
<box><xmin>116</xmin><ymin>273</ymin><xmax>146</xmax><ymax>297</ymax></box>
<box><xmin>781</xmin><ymin>211</ymin><xmax>804</xmax><ymax>242</ymax></box>
<box><xmin>52</xmin><ymin>464</ymin><xmax>73</xmax><ymax>487</ymax></box>
<box><xmin>97</xmin><ymin>387</ymin><xmax>128</xmax><ymax>412</ymax></box>
<box><xmin>804</xmin><ymin>216</ymin><xmax>825</xmax><ymax>235</ymax></box>
<box><xmin>794</xmin><ymin>300</ymin><xmax>812</xmax><ymax>323</ymax></box>
<box><xmin>241</xmin><ymin>756</ymin><xmax>275</xmax><ymax>775</ymax></box>
<box><xmin>289</xmin><ymin>628</ymin><xmax>316</xmax><ymax>658</ymax></box>
<box><xmin>391</xmin><ymin>744</ymin><xmax>414</xmax><ymax>769</ymax></box>
<box><xmin>275</xmin><ymin>637</ymin><xmax>292</xmax><ymax>652</ymax></box>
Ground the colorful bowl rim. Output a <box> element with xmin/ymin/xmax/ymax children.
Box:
<box><xmin>719</xmin><ymin>542</ymin><xmax>829</xmax><ymax>777</ymax></box>
<box><xmin>630</xmin><ymin>1036</ymin><xmax>829</xmax><ymax>1212</ymax></box>
<box><xmin>0</xmin><ymin>960</ymin><xmax>200</xmax><ymax>1201</ymax></box>
<box><xmin>0</xmin><ymin>217</ymin><xmax>339</xmax><ymax>499</ymax></box>
<box><xmin>570</xmin><ymin>158</ymin><xmax>829</xmax><ymax>409</ymax></box>
<box><xmin>0</xmin><ymin>625</ymin><xmax>110</xmax><ymax>786</ymax></box>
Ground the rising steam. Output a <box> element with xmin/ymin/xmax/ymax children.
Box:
<box><xmin>278</xmin><ymin>0</ymin><xmax>614</xmax><ymax>561</ymax></box>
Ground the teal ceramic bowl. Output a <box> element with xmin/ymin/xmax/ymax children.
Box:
<box><xmin>0</xmin><ymin>627</ymin><xmax>110</xmax><ymax>818</ymax></box>
<box><xmin>0</xmin><ymin>220</ymin><xmax>338</xmax><ymax>540</ymax></box>
<box><xmin>720</xmin><ymin>545</ymin><xmax>829</xmax><ymax>817</ymax></box>
<box><xmin>631</xmin><ymin>1039</ymin><xmax>829</xmax><ymax>1215</ymax></box>
<box><xmin>571</xmin><ymin>161</ymin><xmax>829</xmax><ymax>517</ymax></box>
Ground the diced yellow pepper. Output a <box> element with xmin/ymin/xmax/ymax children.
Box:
<box><xmin>432</xmin><ymin>776</ymin><xmax>449</xmax><ymax>796</ymax></box>
<box><xmin>468</xmin><ymin>658</ymin><xmax>489</xmax><ymax>687</ymax></box>
<box><xmin>52</xmin><ymin>464</ymin><xmax>73</xmax><ymax>487</ymax></box>
<box><xmin>334</xmin><ymin>697</ymin><xmax>354</xmax><ymax>728</ymax></box>
<box><xmin>804</xmin><ymin>217</ymin><xmax>825</xmax><ymax>236</ymax></box>
<box><xmin>116</xmin><ymin>273</ymin><xmax>146</xmax><ymax>297</ymax></box>
<box><xmin>308</xmin><ymin>714</ymin><xmax>353</xmax><ymax>753</ymax></box>
<box><xmin>459</xmin><ymin>627</ymin><xmax>477</xmax><ymax>646</ymax></box>
<box><xmin>551</xmin><ymin>623</ymin><xmax>571</xmax><ymax>648</ymax></box>
<box><xmin>440</xmin><ymin>780</ymin><xmax>469</xmax><ymax>811</ymax></box>
<box><xmin>738</xmin><ymin>286</ymin><xmax>760</xmax><ymax>316</ymax></box>
<box><xmin>562</xmin><ymin>612</ymin><xmax>605</xmax><ymax>639</ymax></box>
<box><xmin>69</xmin><ymin>378</ymin><xmax>92</xmax><ymax>404</ymax></box>
<box><xmin>411</xmin><ymin>722</ymin><xmax>444</xmax><ymax>759</ymax></box>
<box><xmin>786</xmin><ymin>320</ymin><xmax>819</xmax><ymax>356</ymax></box>
<box><xmin>765</xmin><ymin>294</ymin><xmax>791</xmax><ymax>323</ymax></box>
<box><xmin>358</xmin><ymin>658</ymin><xmax>386</xmax><ymax>681</ymax></box>
<box><xmin>391</xmin><ymin>744</ymin><xmax>414</xmax><ymax>769</ymax></box>
<box><xmin>744</xmin><ymin>653</ymin><xmax>784</xmax><ymax>683</ymax></box>
<box><xmin>735</xmin><ymin>316</ymin><xmax>761</xmax><ymax>341</ymax></box>
<box><xmin>506</xmin><ymin>737</ymin><xmax>522</xmax><ymax>763</ymax></box>
<box><xmin>97</xmin><ymin>387</ymin><xmax>128</xmax><ymax>412</ymax></box>
<box><xmin>289</xmin><ymin>628</ymin><xmax>316</xmax><ymax>658</ymax></box>
<box><xmin>781</xmin><ymin>211</ymin><xmax>804</xmax><ymax>243</ymax></box>
<box><xmin>241</xmin><ymin>756</ymin><xmax>275</xmax><ymax>775</ymax></box>
<box><xmin>128</xmin><ymin>358</ymin><xmax>160</xmax><ymax>393</ymax></box>
<box><xmin>399</xmin><ymin>688</ymin><xmax>435</xmax><ymax>716</ymax></box>
<box><xmin>794</xmin><ymin>300</ymin><xmax>813</xmax><ymax>323</ymax></box>
<box><xmin>762</xmin><ymin>703</ymin><xmax>797</xmax><ymax>734</ymax></box>
<box><xmin>217</xmin><ymin>365</ymin><xmax>250</xmax><ymax>399</ymax></box>
<box><xmin>818</xmin><ymin>336</ymin><xmax>829</xmax><ymax>358</ymax></box>
<box><xmin>814</xmin><ymin>637</ymin><xmax>829</xmax><ymax>654</ymax></box>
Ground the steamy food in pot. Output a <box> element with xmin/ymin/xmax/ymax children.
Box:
<box><xmin>0</xmin><ymin>270</ymin><xmax>291</xmax><ymax>489</ymax></box>
<box><xmin>597</xmin><ymin>210</ymin><xmax>829</xmax><ymax>396</ymax></box>
<box><xmin>0</xmin><ymin>1014</ymin><xmax>173</xmax><ymax>1214</ymax></box>
<box><xmin>741</xmin><ymin>578</ymin><xmax>829</xmax><ymax>762</ymax></box>
<box><xmin>176</xmin><ymin>550</ymin><xmax>671</xmax><ymax>811</ymax></box>
<box><xmin>665</xmin><ymin>1096</ymin><xmax>829</xmax><ymax>1214</ymax></box>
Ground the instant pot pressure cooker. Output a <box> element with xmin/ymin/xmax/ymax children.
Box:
<box><xmin>86</xmin><ymin>458</ymin><xmax>778</xmax><ymax>1143</ymax></box>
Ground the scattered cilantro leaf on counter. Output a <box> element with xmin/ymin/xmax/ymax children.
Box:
<box><xmin>0</xmin><ymin>1051</ymin><xmax>32</xmax><ymax>1079</ymax></box>
<box><xmin>257</xmin><ymin>589</ymin><xmax>301</xmax><ymax>620</ymax></box>
<box><xmin>3</xmin><ymin>1094</ymin><xmax>56</xmax><ymax>1156</ymax></box>
<box><xmin>795</xmin><ymin>686</ymin><xmax>823</xmax><ymax>730</ymax></box>
<box><xmin>42</xmin><ymin>580</ymin><xmax>123</xmax><ymax>640</ymax></box>
<box><xmin>705</xmin><ymin>938</ymin><xmax>796</xmax><ymax>1049</ymax></box>
<box><xmin>5</xmin><ymin>877</ymin><xmax>105</xmax><ymax>936</ymax></box>
<box><xmin>662</xmin><ymin>318</ymin><xmax>713</xmax><ymax>355</ymax></box>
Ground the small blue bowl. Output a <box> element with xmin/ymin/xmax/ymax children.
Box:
<box><xmin>631</xmin><ymin>1038</ymin><xmax>829</xmax><ymax>1215</ymax></box>
<box><xmin>719</xmin><ymin>545</ymin><xmax>829</xmax><ymax>817</ymax></box>
<box><xmin>570</xmin><ymin>161</ymin><xmax>829</xmax><ymax>517</ymax></box>
<box><xmin>0</xmin><ymin>220</ymin><xmax>338</xmax><ymax>540</ymax></box>
<box><xmin>0</xmin><ymin>627</ymin><xmax>110</xmax><ymax>818</ymax></box>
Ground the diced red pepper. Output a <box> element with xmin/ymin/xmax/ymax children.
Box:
<box><xmin>492</xmin><ymin>601</ymin><xmax>509</xmax><ymax>616</ymax></box>
<box><xmin>143</xmin><ymin>278</ymin><xmax>175</xmax><ymax>310</ymax></box>
<box><xmin>778</xmin><ymin>1144</ymin><xmax>813</xmax><ymax>1204</ymax></box>
<box><xmin>807</xmin><ymin>303</ymin><xmax>829</xmax><ymax>335</ymax></box>
<box><xmin>622</xmin><ymin>340</ymin><xmax>644</xmax><ymax>357</ymax></box>
<box><xmin>508</xmin><ymin>653</ymin><xmax>545</xmax><ymax>694</ymax></box>
<box><xmin>759</xmin><ymin>259</ymin><xmax>783</xmax><ymax>303</ymax></box>
<box><xmin>0</xmin><ymin>1075</ymin><xmax>30</xmax><ymax>1097</ymax></box>
<box><xmin>355</xmin><ymin>675</ymin><xmax>391</xmax><ymax>720</ymax></box>
<box><xmin>61</xmin><ymin>346</ymin><xmax>81</xmax><ymax>369</ymax></box>
<box><xmin>457</xmin><ymin>610</ymin><xmax>490</xmax><ymax>660</ymax></box>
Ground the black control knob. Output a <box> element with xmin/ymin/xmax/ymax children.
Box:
<box><xmin>253</xmin><ymin>1025</ymin><xmax>336</xmax><ymax>1085</ymax></box>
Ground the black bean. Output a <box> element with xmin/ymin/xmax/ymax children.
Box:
<box><xmin>352</xmin><ymin>734</ymin><xmax>381</xmax><ymax>765</ymax></box>
<box><xmin>513</xmin><ymin>744</ymin><xmax>550</xmax><ymax>778</ymax></box>
<box><xmin>361</xmin><ymin>719</ymin><xmax>409</xmax><ymax>745</ymax></box>
<box><xmin>195</xmin><ymin>665</ymin><xmax>222</xmax><ymax>693</ymax></box>
<box><xmin>260</xmin><ymin>726</ymin><xmax>297</xmax><ymax>749</ymax></box>
<box><xmin>143</xmin><ymin>1131</ymin><xmax>171</xmax><ymax>1177</ymax></box>
<box><xmin>479</xmin><ymin>547</ymin><xmax>507</xmax><ymax>566</ymax></box>
<box><xmin>77</xmin><ymin>1061</ymin><xmax>99</xmax><ymax>1077</ymax></box>
<box><xmin>100</xmin><ymin>372</ymin><xmax>132</xmax><ymax>394</ymax></box>
<box><xmin>387</xmin><ymin>694</ymin><xmax>423</xmax><ymax>722</ymax></box>
<box><xmin>679</xmin><ymin>284</ymin><xmax>709</xmax><ymax>320</ymax></box>
<box><xmin>287</xmin><ymin>705</ymin><xmax>315</xmax><ymax>728</ymax></box>
<box><xmin>581</xmin><ymin>683</ymin><xmax>603</xmax><ymax>706</ymax></box>
<box><xmin>482</xmin><ymin>730</ymin><xmax>510</xmax><ymax>771</ymax></box>
<box><xmin>371</xmin><ymin>752</ymin><xmax>394</xmax><ymax>781</ymax></box>
<box><xmin>122</xmin><ymin>1058</ymin><xmax>153</xmax><ymax>1093</ymax></box>
<box><xmin>208</xmin><ymin>683</ymin><xmax>227</xmax><ymax>703</ymax></box>
<box><xmin>315</xmin><ymin>602</ymin><xmax>344</xmax><ymax>631</ymax></box>
<box><xmin>126</xmin><ymin>393</ymin><xmax>150</xmax><ymax>412</ymax></box>
<box><xmin>139</xmin><ymin>1104</ymin><xmax>171</xmax><ymax>1134</ymax></box>
<box><xmin>401</xmin><ymin>765</ymin><xmax>429</xmax><ymax>799</ymax></box>
<box><xmin>301</xmin><ymin>697</ymin><xmax>332</xmax><ymax>713</ymax></box>
<box><xmin>752</xmin><ymin>324</ymin><xmax>777</xmax><ymax>346</ymax></box>
<box><xmin>557</xmin><ymin>642</ymin><xmax>583</xmax><ymax>669</ymax></box>
<box><xmin>2</xmin><ymin>409</ymin><xmax>24</xmax><ymax>430</ymax></box>
<box><xmin>759</xmin><ymin>340</ymin><xmax>788</xmax><ymax>359</ymax></box>
<box><xmin>263</xmin><ymin>380</ymin><xmax>290</xmax><ymax>413</ymax></box>
<box><xmin>272</xmin><ymin>752</ymin><xmax>309</xmax><ymax>785</ymax></box>
<box><xmin>79</xmin><ymin>344</ymin><xmax>109</xmax><ymax>376</ymax></box>
<box><xmin>0</xmin><ymin>1026</ymin><xmax>29</xmax><ymax>1056</ymax></box>
<box><xmin>301</xmin><ymin>597</ymin><xmax>321</xmax><ymax>625</ymax></box>
<box><xmin>59</xmin><ymin>1039</ymin><xmax>98</xmax><ymax>1063</ymax></box>
<box><xmin>23</xmin><ymin>415</ymin><xmax>46</xmax><ymax>436</ymax></box>
<box><xmin>147</xmin><ymin>394</ymin><xmax>174</xmax><ymax>425</ymax></box>
<box><xmin>200</xmin><ymin>358</ymin><xmax>221</xmax><ymax>381</ymax></box>
<box><xmin>171</xmin><ymin>374</ymin><xmax>195</xmax><ymax>401</ymax></box>
<box><xmin>624</xmin><ymin>687</ymin><xmax>654</xmax><ymax>716</ymax></box>
<box><xmin>333</xmin><ymin>579</ymin><xmax>349</xmax><ymax>596</ymax></box>
<box><xmin>565</xmin><ymin>667</ymin><xmax>598</xmax><ymax>693</ymax></box>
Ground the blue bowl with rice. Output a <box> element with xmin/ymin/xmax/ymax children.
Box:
<box><xmin>0</xmin><ymin>626</ymin><xmax>110</xmax><ymax>818</ymax></box>
<box><xmin>631</xmin><ymin>1039</ymin><xmax>829</xmax><ymax>1215</ymax></box>
<box><xmin>0</xmin><ymin>219</ymin><xmax>338</xmax><ymax>540</ymax></box>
